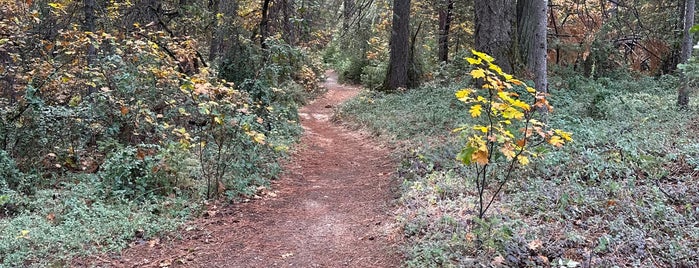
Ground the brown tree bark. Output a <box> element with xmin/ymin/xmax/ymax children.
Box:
<box><xmin>678</xmin><ymin>0</ymin><xmax>695</xmax><ymax>109</ymax></box>
<box><xmin>517</xmin><ymin>0</ymin><xmax>547</xmax><ymax>94</ymax></box>
<box><xmin>438</xmin><ymin>0</ymin><xmax>453</xmax><ymax>63</ymax></box>
<box><xmin>382</xmin><ymin>0</ymin><xmax>411</xmax><ymax>91</ymax></box>
<box><xmin>474</xmin><ymin>0</ymin><xmax>514</xmax><ymax>73</ymax></box>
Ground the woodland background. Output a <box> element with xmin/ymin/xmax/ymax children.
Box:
<box><xmin>1</xmin><ymin>0</ymin><xmax>699</xmax><ymax>266</ymax></box>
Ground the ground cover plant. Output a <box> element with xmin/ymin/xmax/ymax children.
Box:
<box><xmin>339</xmin><ymin>53</ymin><xmax>699</xmax><ymax>267</ymax></box>
<box><xmin>0</xmin><ymin>1</ymin><xmax>325</xmax><ymax>265</ymax></box>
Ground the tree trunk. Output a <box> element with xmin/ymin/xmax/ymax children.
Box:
<box><xmin>438</xmin><ymin>0</ymin><xmax>453</xmax><ymax>63</ymax></box>
<box><xmin>209</xmin><ymin>0</ymin><xmax>238</xmax><ymax>62</ymax></box>
<box><xmin>517</xmin><ymin>0</ymin><xmax>548</xmax><ymax>94</ymax></box>
<box><xmin>382</xmin><ymin>0</ymin><xmax>411</xmax><ymax>91</ymax></box>
<box><xmin>679</xmin><ymin>0</ymin><xmax>695</xmax><ymax>109</ymax></box>
<box><xmin>474</xmin><ymin>0</ymin><xmax>514</xmax><ymax>73</ymax></box>
<box><xmin>281</xmin><ymin>0</ymin><xmax>296</xmax><ymax>45</ymax></box>
<box><xmin>259</xmin><ymin>0</ymin><xmax>271</xmax><ymax>48</ymax></box>
<box><xmin>343</xmin><ymin>0</ymin><xmax>355</xmax><ymax>32</ymax></box>
<box><xmin>84</xmin><ymin>0</ymin><xmax>96</xmax><ymax>95</ymax></box>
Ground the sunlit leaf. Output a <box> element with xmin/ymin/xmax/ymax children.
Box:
<box><xmin>466</xmin><ymin>57</ymin><xmax>482</xmax><ymax>65</ymax></box>
<box><xmin>469</xmin><ymin>104</ymin><xmax>482</xmax><ymax>117</ymax></box>
<box><xmin>470</xmin><ymin>69</ymin><xmax>486</xmax><ymax>79</ymax></box>
<box><xmin>549</xmin><ymin>135</ymin><xmax>564</xmax><ymax>147</ymax></box>
<box><xmin>471</xmin><ymin>50</ymin><xmax>495</xmax><ymax>63</ymax></box>
<box><xmin>473</xmin><ymin>125</ymin><xmax>488</xmax><ymax>133</ymax></box>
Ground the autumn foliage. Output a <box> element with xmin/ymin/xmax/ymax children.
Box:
<box><xmin>455</xmin><ymin>50</ymin><xmax>572</xmax><ymax>219</ymax></box>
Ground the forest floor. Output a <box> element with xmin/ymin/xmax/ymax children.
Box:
<box><xmin>77</xmin><ymin>71</ymin><xmax>402</xmax><ymax>267</ymax></box>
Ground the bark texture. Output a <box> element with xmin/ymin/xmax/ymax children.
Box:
<box><xmin>382</xmin><ymin>0</ymin><xmax>411</xmax><ymax>91</ymax></box>
<box><xmin>343</xmin><ymin>0</ymin><xmax>355</xmax><ymax>32</ymax></box>
<box><xmin>438</xmin><ymin>0</ymin><xmax>453</xmax><ymax>63</ymax></box>
<box><xmin>474</xmin><ymin>0</ymin><xmax>514</xmax><ymax>72</ymax></box>
<box><xmin>517</xmin><ymin>0</ymin><xmax>548</xmax><ymax>93</ymax></box>
<box><xmin>678</xmin><ymin>0</ymin><xmax>695</xmax><ymax>109</ymax></box>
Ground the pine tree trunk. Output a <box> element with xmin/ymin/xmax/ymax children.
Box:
<box><xmin>517</xmin><ymin>0</ymin><xmax>548</xmax><ymax>94</ymax></box>
<box><xmin>474</xmin><ymin>0</ymin><xmax>514</xmax><ymax>73</ymax></box>
<box><xmin>679</xmin><ymin>0</ymin><xmax>695</xmax><ymax>109</ymax></box>
<box><xmin>382</xmin><ymin>0</ymin><xmax>411</xmax><ymax>91</ymax></box>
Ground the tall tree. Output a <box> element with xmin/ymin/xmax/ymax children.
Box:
<box><xmin>260</xmin><ymin>0</ymin><xmax>271</xmax><ymax>48</ymax></box>
<box><xmin>438</xmin><ymin>0</ymin><xmax>454</xmax><ymax>62</ymax></box>
<box><xmin>343</xmin><ymin>0</ymin><xmax>355</xmax><ymax>32</ymax></box>
<box><xmin>678</xmin><ymin>0</ymin><xmax>695</xmax><ymax>109</ymax></box>
<box><xmin>474</xmin><ymin>0</ymin><xmax>514</xmax><ymax>73</ymax></box>
<box><xmin>209</xmin><ymin>0</ymin><xmax>239</xmax><ymax>62</ymax></box>
<box><xmin>382</xmin><ymin>0</ymin><xmax>411</xmax><ymax>91</ymax></box>
<box><xmin>517</xmin><ymin>0</ymin><xmax>548</xmax><ymax>93</ymax></box>
<box><xmin>83</xmin><ymin>0</ymin><xmax>97</xmax><ymax>94</ymax></box>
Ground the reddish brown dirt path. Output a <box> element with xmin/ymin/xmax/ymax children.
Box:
<box><xmin>88</xmin><ymin>71</ymin><xmax>401</xmax><ymax>267</ymax></box>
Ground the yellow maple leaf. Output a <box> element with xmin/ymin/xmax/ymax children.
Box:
<box><xmin>554</xmin><ymin>129</ymin><xmax>573</xmax><ymax>141</ymax></box>
<box><xmin>471</xmin><ymin>50</ymin><xmax>495</xmax><ymax>63</ymax></box>
<box><xmin>489</xmin><ymin>63</ymin><xmax>503</xmax><ymax>75</ymax></box>
<box><xmin>502</xmin><ymin>107</ymin><xmax>524</xmax><ymax>120</ymax></box>
<box><xmin>455</xmin><ymin>89</ymin><xmax>473</xmax><ymax>101</ymax></box>
<box><xmin>470</xmin><ymin>69</ymin><xmax>486</xmax><ymax>79</ymax></box>
<box><xmin>473</xmin><ymin>125</ymin><xmax>488</xmax><ymax>133</ymax></box>
<box><xmin>517</xmin><ymin>155</ymin><xmax>530</xmax><ymax>165</ymax></box>
<box><xmin>549</xmin><ymin>135</ymin><xmax>564</xmax><ymax>147</ymax></box>
<box><xmin>511</xmin><ymin>99</ymin><xmax>530</xmax><ymax>111</ymax></box>
<box><xmin>469</xmin><ymin>104</ymin><xmax>482</xmax><ymax>117</ymax></box>
<box><xmin>466</xmin><ymin>57</ymin><xmax>482</xmax><ymax>65</ymax></box>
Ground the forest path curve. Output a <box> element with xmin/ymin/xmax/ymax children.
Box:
<box><xmin>102</xmin><ymin>71</ymin><xmax>401</xmax><ymax>267</ymax></box>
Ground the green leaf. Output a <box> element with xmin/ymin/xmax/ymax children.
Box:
<box><xmin>690</xmin><ymin>25</ymin><xmax>699</xmax><ymax>33</ymax></box>
<box><xmin>457</xmin><ymin>146</ymin><xmax>477</xmax><ymax>165</ymax></box>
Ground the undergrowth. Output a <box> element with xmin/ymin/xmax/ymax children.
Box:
<box><xmin>339</xmin><ymin>72</ymin><xmax>699</xmax><ymax>266</ymax></box>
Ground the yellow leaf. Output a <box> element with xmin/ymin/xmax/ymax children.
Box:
<box><xmin>455</xmin><ymin>89</ymin><xmax>473</xmax><ymax>101</ymax></box>
<box><xmin>554</xmin><ymin>129</ymin><xmax>573</xmax><ymax>141</ymax></box>
<box><xmin>517</xmin><ymin>155</ymin><xmax>530</xmax><ymax>165</ymax></box>
<box><xmin>526</xmin><ymin>86</ymin><xmax>536</xmax><ymax>93</ymax></box>
<box><xmin>511</xmin><ymin>99</ymin><xmax>530</xmax><ymax>111</ymax></box>
<box><xmin>549</xmin><ymin>135</ymin><xmax>564</xmax><ymax>147</ymax></box>
<box><xmin>470</xmin><ymin>69</ymin><xmax>486</xmax><ymax>79</ymax></box>
<box><xmin>471</xmin><ymin>50</ymin><xmax>495</xmax><ymax>63</ymax></box>
<box><xmin>17</xmin><ymin>230</ymin><xmax>30</xmax><ymax>239</ymax></box>
<box><xmin>502</xmin><ymin>107</ymin><xmax>524</xmax><ymax>120</ymax></box>
<box><xmin>469</xmin><ymin>104</ymin><xmax>482</xmax><ymax>117</ymax></box>
<box><xmin>489</xmin><ymin>63</ymin><xmax>503</xmax><ymax>75</ymax></box>
<box><xmin>214</xmin><ymin>116</ymin><xmax>223</xmax><ymax>125</ymax></box>
<box><xmin>473</xmin><ymin>125</ymin><xmax>488</xmax><ymax>133</ymax></box>
<box><xmin>466</xmin><ymin>57</ymin><xmax>482</xmax><ymax>65</ymax></box>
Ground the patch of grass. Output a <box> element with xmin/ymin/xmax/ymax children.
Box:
<box><xmin>0</xmin><ymin>175</ymin><xmax>198</xmax><ymax>267</ymax></box>
<box><xmin>340</xmin><ymin>73</ymin><xmax>699</xmax><ymax>266</ymax></box>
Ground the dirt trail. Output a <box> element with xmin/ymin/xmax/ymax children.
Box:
<box><xmin>98</xmin><ymin>71</ymin><xmax>401</xmax><ymax>267</ymax></box>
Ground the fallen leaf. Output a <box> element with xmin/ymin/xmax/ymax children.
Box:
<box><xmin>528</xmin><ymin>239</ymin><xmax>543</xmax><ymax>251</ymax></box>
